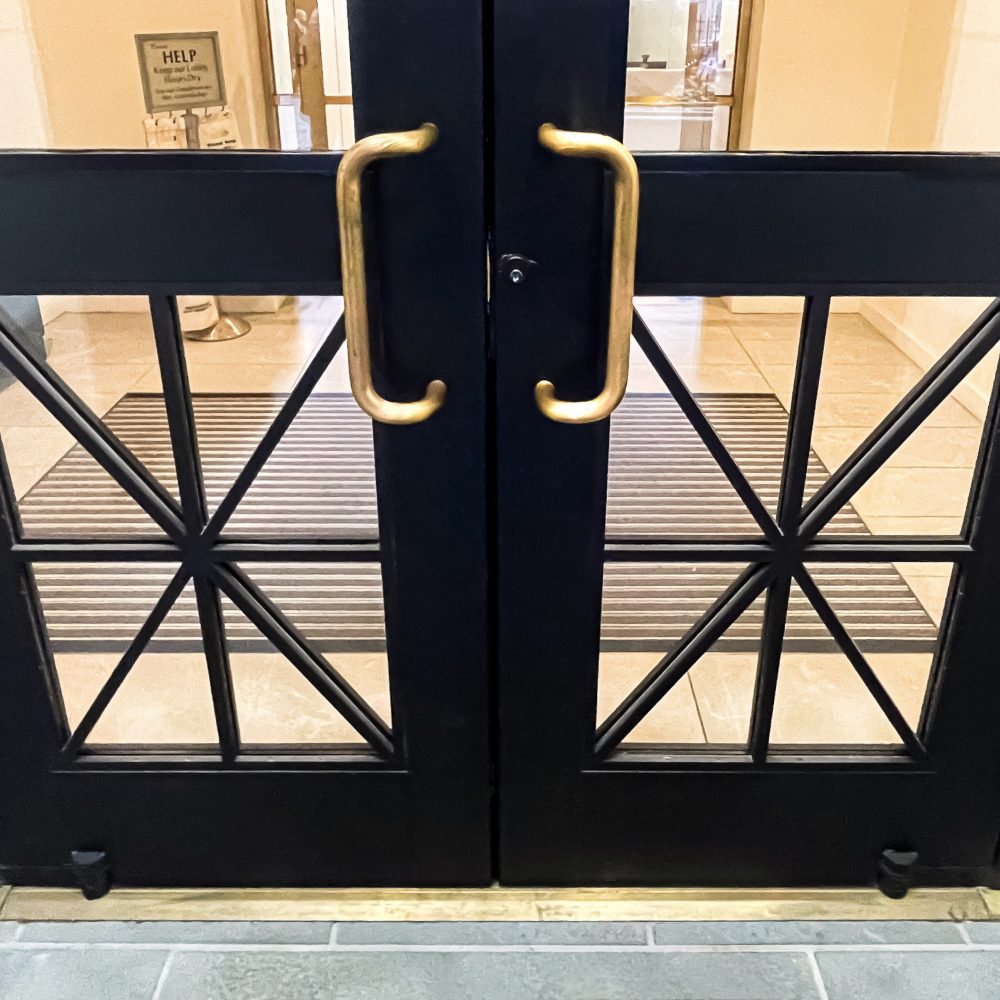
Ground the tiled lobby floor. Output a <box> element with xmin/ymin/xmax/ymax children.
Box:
<box><xmin>1</xmin><ymin>917</ymin><xmax>1000</xmax><ymax>999</ymax></box>
<box><xmin>0</xmin><ymin>294</ymin><xmax>985</xmax><ymax>749</ymax></box>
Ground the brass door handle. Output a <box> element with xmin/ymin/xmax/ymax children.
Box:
<box><xmin>535</xmin><ymin>123</ymin><xmax>639</xmax><ymax>424</ymax></box>
<box><xmin>336</xmin><ymin>123</ymin><xmax>446</xmax><ymax>424</ymax></box>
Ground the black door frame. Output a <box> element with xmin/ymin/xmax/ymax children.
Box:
<box><xmin>4</xmin><ymin>0</ymin><xmax>1000</xmax><ymax>891</ymax></box>
<box><xmin>492</xmin><ymin>0</ymin><xmax>1000</xmax><ymax>886</ymax></box>
<box><xmin>0</xmin><ymin>0</ymin><xmax>491</xmax><ymax>887</ymax></box>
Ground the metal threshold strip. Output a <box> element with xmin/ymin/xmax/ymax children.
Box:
<box><xmin>1</xmin><ymin>885</ymin><xmax>997</xmax><ymax>923</ymax></box>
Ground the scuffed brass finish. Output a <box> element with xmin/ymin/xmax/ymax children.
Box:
<box><xmin>535</xmin><ymin>123</ymin><xmax>639</xmax><ymax>424</ymax></box>
<box><xmin>1</xmin><ymin>886</ymin><xmax>994</xmax><ymax>923</ymax></box>
<box><xmin>336</xmin><ymin>123</ymin><xmax>446</xmax><ymax>424</ymax></box>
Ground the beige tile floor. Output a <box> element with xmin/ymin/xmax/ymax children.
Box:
<box><xmin>0</xmin><ymin>294</ymin><xmax>985</xmax><ymax>749</ymax></box>
<box><xmin>58</xmin><ymin>651</ymin><xmax>390</xmax><ymax>746</ymax></box>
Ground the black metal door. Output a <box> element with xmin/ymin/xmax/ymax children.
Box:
<box><xmin>492</xmin><ymin>0</ymin><xmax>1000</xmax><ymax>885</ymax></box>
<box><xmin>6</xmin><ymin>0</ymin><xmax>1000</xmax><ymax>894</ymax></box>
<box><xmin>0</xmin><ymin>2</ymin><xmax>491</xmax><ymax>887</ymax></box>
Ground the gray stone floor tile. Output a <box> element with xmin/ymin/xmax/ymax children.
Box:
<box><xmin>336</xmin><ymin>920</ymin><xmax>647</xmax><ymax>945</ymax></box>
<box><xmin>816</xmin><ymin>950</ymin><xmax>1000</xmax><ymax>1000</ymax></box>
<box><xmin>161</xmin><ymin>950</ymin><xmax>818</xmax><ymax>1000</ymax></box>
<box><xmin>0</xmin><ymin>948</ymin><xmax>166</xmax><ymax>1000</ymax></box>
<box><xmin>16</xmin><ymin>920</ymin><xmax>332</xmax><ymax>944</ymax></box>
<box><xmin>963</xmin><ymin>922</ymin><xmax>1000</xmax><ymax>943</ymax></box>
<box><xmin>653</xmin><ymin>920</ymin><xmax>965</xmax><ymax>945</ymax></box>
<box><xmin>0</xmin><ymin>924</ymin><xmax>17</xmax><ymax>943</ymax></box>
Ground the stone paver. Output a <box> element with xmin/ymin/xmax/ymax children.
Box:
<box><xmin>652</xmin><ymin>920</ymin><xmax>965</xmax><ymax>945</ymax></box>
<box><xmin>158</xmin><ymin>949</ymin><xmax>817</xmax><ymax>1000</ymax></box>
<box><xmin>336</xmin><ymin>920</ymin><xmax>647</xmax><ymax>945</ymax></box>
<box><xmin>18</xmin><ymin>920</ymin><xmax>332</xmax><ymax>945</ymax></box>
<box><xmin>816</xmin><ymin>950</ymin><xmax>1000</xmax><ymax>1000</ymax></box>
<box><xmin>0</xmin><ymin>948</ymin><xmax>166</xmax><ymax>1000</ymax></box>
<box><xmin>0</xmin><ymin>919</ymin><xmax>998</xmax><ymax>998</ymax></box>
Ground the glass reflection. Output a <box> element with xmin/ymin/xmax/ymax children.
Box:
<box><xmin>625</xmin><ymin>0</ymin><xmax>743</xmax><ymax>151</ymax></box>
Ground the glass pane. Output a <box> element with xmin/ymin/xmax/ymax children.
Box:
<box><xmin>597</xmin><ymin>563</ymin><xmax>760</xmax><ymax>745</ymax></box>
<box><xmin>617</xmin><ymin>297</ymin><xmax>800</xmax><ymax>535</ymax></box>
<box><xmin>0</xmin><ymin>296</ymin><xmax>170</xmax><ymax>538</ymax></box>
<box><xmin>807</xmin><ymin>297</ymin><xmax>996</xmax><ymax>536</ymax></box>
<box><xmin>769</xmin><ymin>568</ymin><xmax>944</xmax><ymax>746</ymax></box>
<box><xmin>684</xmin><ymin>592</ymin><xmax>763</xmax><ymax>745</ymax></box>
<box><xmin>625</xmin><ymin>103</ymin><xmax>730</xmax><ymax>151</ymax></box>
<box><xmin>626</xmin><ymin>0</ymin><xmax>741</xmax><ymax>97</ymax></box>
<box><xmin>624</xmin><ymin>0</ymin><xmax>741</xmax><ymax>151</ymax></box>
<box><xmin>34</xmin><ymin>557</ymin><xmax>391</xmax><ymax>751</ymax></box>
<box><xmin>124</xmin><ymin>294</ymin><xmax>370</xmax><ymax>540</ymax></box>
<box><xmin>35</xmin><ymin>566</ymin><xmax>218</xmax><ymax>747</ymax></box>
<box><xmin>226</xmin><ymin>562</ymin><xmax>391</xmax><ymax>746</ymax></box>
<box><xmin>0</xmin><ymin>1</ymin><xmax>362</xmax><ymax>153</ymax></box>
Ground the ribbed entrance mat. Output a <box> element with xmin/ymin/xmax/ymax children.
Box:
<box><xmin>19</xmin><ymin>392</ymin><xmax>940</xmax><ymax>654</ymax></box>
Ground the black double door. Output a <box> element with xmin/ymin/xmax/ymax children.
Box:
<box><xmin>3</xmin><ymin>0</ymin><xmax>1000</xmax><ymax>889</ymax></box>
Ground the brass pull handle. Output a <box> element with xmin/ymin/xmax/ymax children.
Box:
<box><xmin>535</xmin><ymin>123</ymin><xmax>639</xmax><ymax>424</ymax></box>
<box><xmin>336</xmin><ymin>123</ymin><xmax>446</xmax><ymax>424</ymax></box>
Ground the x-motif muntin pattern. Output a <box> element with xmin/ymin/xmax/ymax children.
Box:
<box><xmin>1</xmin><ymin>295</ymin><xmax>998</xmax><ymax>765</ymax></box>
<box><xmin>596</xmin><ymin>299</ymin><xmax>1000</xmax><ymax>758</ymax></box>
<box><xmin>0</xmin><ymin>300</ymin><xmax>393</xmax><ymax>763</ymax></box>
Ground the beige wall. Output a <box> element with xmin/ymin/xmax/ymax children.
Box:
<box><xmin>886</xmin><ymin>0</ymin><xmax>962</xmax><ymax>151</ymax></box>
<box><xmin>860</xmin><ymin>0</ymin><xmax>1000</xmax><ymax>417</ymax></box>
<box><xmin>741</xmin><ymin>0</ymin><xmax>910</xmax><ymax>151</ymax></box>
<box><xmin>26</xmin><ymin>0</ymin><xmax>269</xmax><ymax>149</ymax></box>
<box><xmin>0</xmin><ymin>0</ymin><xmax>50</xmax><ymax>147</ymax></box>
<box><xmin>739</xmin><ymin>0</ymin><xmax>1000</xmax><ymax>417</ymax></box>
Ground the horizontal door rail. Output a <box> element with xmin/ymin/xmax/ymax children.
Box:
<box><xmin>0</xmin><ymin>151</ymin><xmax>343</xmax><ymax>294</ymax></box>
<box><xmin>633</xmin><ymin>152</ymin><xmax>1000</xmax><ymax>293</ymax></box>
<box><xmin>5</xmin><ymin>151</ymin><xmax>1000</xmax><ymax>294</ymax></box>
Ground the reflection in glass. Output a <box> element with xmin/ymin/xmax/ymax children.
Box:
<box><xmin>36</xmin><ymin>568</ymin><xmax>218</xmax><ymax>747</ymax></box>
<box><xmin>806</xmin><ymin>298</ymin><xmax>996</xmax><ymax>537</ymax></box>
<box><xmin>769</xmin><ymin>570</ymin><xmax>943</xmax><ymax>746</ymax></box>
<box><xmin>227</xmin><ymin>563</ymin><xmax>390</xmax><ymax>745</ymax></box>
<box><xmin>625</xmin><ymin>0</ymin><xmax>742</xmax><ymax>151</ymax></box>
<box><xmin>597</xmin><ymin>564</ymin><xmax>760</xmax><ymax>745</ymax></box>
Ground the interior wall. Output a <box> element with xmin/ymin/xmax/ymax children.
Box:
<box><xmin>26</xmin><ymin>0</ymin><xmax>269</xmax><ymax>150</ymax></box>
<box><xmin>740</xmin><ymin>0</ymin><xmax>910</xmax><ymax>151</ymax></box>
<box><xmin>10</xmin><ymin>1</ymin><xmax>272</xmax><ymax>321</ymax></box>
<box><xmin>738</xmin><ymin>0</ymin><xmax>999</xmax><ymax>418</ymax></box>
<box><xmin>0</xmin><ymin>0</ymin><xmax>50</xmax><ymax>147</ymax></box>
<box><xmin>885</xmin><ymin>0</ymin><xmax>962</xmax><ymax>152</ymax></box>
<box><xmin>860</xmin><ymin>0</ymin><xmax>1000</xmax><ymax>419</ymax></box>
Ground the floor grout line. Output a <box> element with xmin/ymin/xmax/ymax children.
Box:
<box><xmin>806</xmin><ymin>949</ymin><xmax>832</xmax><ymax>1000</ymax></box>
<box><xmin>328</xmin><ymin>922</ymin><xmax>338</xmax><ymax>947</ymax></box>
<box><xmin>2</xmin><ymin>941</ymin><xmax>997</xmax><ymax>954</ymax></box>
<box><xmin>149</xmin><ymin>950</ymin><xmax>175</xmax><ymax>1000</ymax></box>
<box><xmin>645</xmin><ymin>921</ymin><xmax>655</xmax><ymax>947</ymax></box>
<box><xmin>957</xmin><ymin>922</ymin><xmax>974</xmax><ymax>945</ymax></box>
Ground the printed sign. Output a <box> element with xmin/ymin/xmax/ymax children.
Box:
<box><xmin>136</xmin><ymin>32</ymin><xmax>226</xmax><ymax>113</ymax></box>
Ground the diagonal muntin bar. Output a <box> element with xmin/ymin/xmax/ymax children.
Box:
<box><xmin>746</xmin><ymin>575</ymin><xmax>792</xmax><ymax>762</ymax></box>
<box><xmin>776</xmin><ymin>296</ymin><xmax>831</xmax><ymax>529</ymax></box>
<box><xmin>595</xmin><ymin>563</ymin><xmax>774</xmax><ymax>756</ymax></box>
<box><xmin>746</xmin><ymin>296</ymin><xmax>830</xmax><ymax>762</ymax></box>
<box><xmin>203</xmin><ymin>315</ymin><xmax>347</xmax><ymax>542</ymax></box>
<box><xmin>0</xmin><ymin>317</ymin><xmax>186</xmax><ymax>539</ymax></box>
<box><xmin>631</xmin><ymin>310</ymin><xmax>781</xmax><ymax>543</ymax></box>
<box><xmin>150</xmin><ymin>295</ymin><xmax>241</xmax><ymax>761</ymax></box>
<box><xmin>58</xmin><ymin>567</ymin><xmax>191</xmax><ymax>762</ymax></box>
<box><xmin>212</xmin><ymin>562</ymin><xmax>394</xmax><ymax>757</ymax></box>
<box><xmin>799</xmin><ymin>297</ymin><xmax>1000</xmax><ymax>540</ymax></box>
<box><xmin>194</xmin><ymin>574</ymin><xmax>241</xmax><ymax>762</ymax></box>
<box><xmin>794</xmin><ymin>565</ymin><xmax>926</xmax><ymax>758</ymax></box>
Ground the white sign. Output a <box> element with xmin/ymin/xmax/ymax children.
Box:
<box><xmin>136</xmin><ymin>32</ymin><xmax>226</xmax><ymax>113</ymax></box>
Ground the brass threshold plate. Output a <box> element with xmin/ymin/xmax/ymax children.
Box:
<box><xmin>1</xmin><ymin>886</ymin><xmax>997</xmax><ymax>923</ymax></box>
